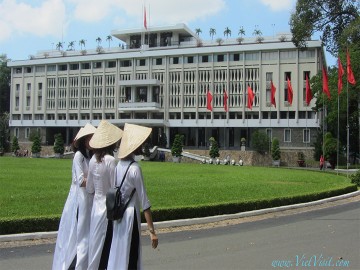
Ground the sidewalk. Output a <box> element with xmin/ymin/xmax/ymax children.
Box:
<box><xmin>1</xmin><ymin>190</ymin><xmax>359</xmax><ymax>244</ymax></box>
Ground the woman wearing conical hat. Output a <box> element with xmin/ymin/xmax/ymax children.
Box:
<box><xmin>86</xmin><ymin>120</ymin><xmax>123</xmax><ymax>270</ymax></box>
<box><xmin>52</xmin><ymin>123</ymin><xmax>96</xmax><ymax>270</ymax></box>
<box><xmin>107</xmin><ymin>123</ymin><xmax>158</xmax><ymax>270</ymax></box>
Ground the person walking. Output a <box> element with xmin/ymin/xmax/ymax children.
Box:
<box><xmin>73</xmin><ymin>123</ymin><xmax>96</xmax><ymax>270</ymax></box>
<box><xmin>52</xmin><ymin>123</ymin><xmax>95</xmax><ymax>270</ymax></box>
<box><xmin>86</xmin><ymin>120</ymin><xmax>123</xmax><ymax>270</ymax></box>
<box><xmin>107</xmin><ymin>123</ymin><xmax>158</xmax><ymax>270</ymax></box>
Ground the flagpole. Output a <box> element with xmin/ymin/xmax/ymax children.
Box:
<box><xmin>337</xmin><ymin>91</ymin><xmax>340</xmax><ymax>173</ymax></box>
<box><xmin>346</xmin><ymin>79</ymin><xmax>349</xmax><ymax>177</ymax></box>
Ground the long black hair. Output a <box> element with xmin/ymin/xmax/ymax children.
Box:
<box><xmin>94</xmin><ymin>143</ymin><xmax>117</xmax><ymax>163</ymax></box>
<box><xmin>72</xmin><ymin>136</ymin><xmax>93</xmax><ymax>159</ymax></box>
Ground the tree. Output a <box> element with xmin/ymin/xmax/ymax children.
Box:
<box><xmin>11</xmin><ymin>136</ymin><xmax>20</xmax><ymax>154</ymax></box>
<box><xmin>209</xmin><ymin>137</ymin><xmax>220</xmax><ymax>159</ymax></box>
<box><xmin>195</xmin><ymin>28</ymin><xmax>202</xmax><ymax>36</ymax></box>
<box><xmin>209</xmin><ymin>28</ymin><xmax>216</xmax><ymax>40</ymax></box>
<box><xmin>67</xmin><ymin>41</ymin><xmax>75</xmax><ymax>51</ymax></box>
<box><xmin>31</xmin><ymin>133</ymin><xmax>42</xmax><ymax>155</ymax></box>
<box><xmin>223</xmin><ymin>27</ymin><xmax>231</xmax><ymax>39</ymax></box>
<box><xmin>55</xmin><ymin>42</ymin><xmax>63</xmax><ymax>51</ymax></box>
<box><xmin>271</xmin><ymin>137</ymin><xmax>281</xmax><ymax>160</ymax></box>
<box><xmin>324</xmin><ymin>132</ymin><xmax>338</xmax><ymax>169</ymax></box>
<box><xmin>79</xmin><ymin>39</ymin><xmax>86</xmax><ymax>50</ymax></box>
<box><xmin>289</xmin><ymin>0</ymin><xmax>359</xmax><ymax>56</ymax></box>
<box><xmin>0</xmin><ymin>112</ymin><xmax>10</xmax><ymax>152</ymax></box>
<box><xmin>0</xmin><ymin>54</ymin><xmax>10</xmax><ymax>114</ymax></box>
<box><xmin>238</xmin><ymin>26</ymin><xmax>245</xmax><ymax>37</ymax></box>
<box><xmin>96</xmin><ymin>37</ymin><xmax>102</xmax><ymax>46</ymax></box>
<box><xmin>251</xmin><ymin>129</ymin><xmax>269</xmax><ymax>154</ymax></box>
<box><xmin>106</xmin><ymin>35</ymin><xmax>112</xmax><ymax>48</ymax></box>
<box><xmin>171</xmin><ymin>134</ymin><xmax>184</xmax><ymax>157</ymax></box>
<box><xmin>158</xmin><ymin>132</ymin><xmax>167</xmax><ymax>148</ymax></box>
<box><xmin>53</xmin><ymin>133</ymin><xmax>64</xmax><ymax>155</ymax></box>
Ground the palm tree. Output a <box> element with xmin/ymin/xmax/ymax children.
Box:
<box><xmin>96</xmin><ymin>37</ymin><xmax>102</xmax><ymax>46</ymax></box>
<box><xmin>79</xmin><ymin>39</ymin><xmax>86</xmax><ymax>50</ymax></box>
<box><xmin>195</xmin><ymin>28</ymin><xmax>202</xmax><ymax>36</ymax></box>
<box><xmin>253</xmin><ymin>29</ymin><xmax>262</xmax><ymax>37</ymax></box>
<box><xmin>56</xmin><ymin>42</ymin><xmax>64</xmax><ymax>51</ymax></box>
<box><xmin>106</xmin><ymin>35</ymin><xmax>112</xmax><ymax>48</ymax></box>
<box><xmin>68</xmin><ymin>41</ymin><xmax>75</xmax><ymax>51</ymax></box>
<box><xmin>224</xmin><ymin>27</ymin><xmax>231</xmax><ymax>39</ymax></box>
<box><xmin>209</xmin><ymin>28</ymin><xmax>216</xmax><ymax>40</ymax></box>
<box><xmin>238</xmin><ymin>26</ymin><xmax>245</xmax><ymax>37</ymax></box>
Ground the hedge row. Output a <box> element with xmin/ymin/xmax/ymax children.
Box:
<box><xmin>0</xmin><ymin>185</ymin><xmax>357</xmax><ymax>235</ymax></box>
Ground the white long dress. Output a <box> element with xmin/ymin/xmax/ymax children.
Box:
<box><xmin>74</xmin><ymin>151</ymin><xmax>93</xmax><ymax>270</ymax></box>
<box><xmin>52</xmin><ymin>154</ymin><xmax>80</xmax><ymax>270</ymax></box>
<box><xmin>107</xmin><ymin>158</ymin><xmax>151</xmax><ymax>270</ymax></box>
<box><xmin>86</xmin><ymin>154</ymin><xmax>116</xmax><ymax>270</ymax></box>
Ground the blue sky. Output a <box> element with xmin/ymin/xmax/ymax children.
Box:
<box><xmin>0</xmin><ymin>0</ymin><xmax>335</xmax><ymax>65</ymax></box>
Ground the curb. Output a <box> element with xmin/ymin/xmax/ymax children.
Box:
<box><xmin>1</xmin><ymin>190</ymin><xmax>359</xmax><ymax>243</ymax></box>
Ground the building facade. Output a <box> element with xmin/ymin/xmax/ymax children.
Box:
<box><xmin>8</xmin><ymin>24</ymin><xmax>324</xmax><ymax>151</ymax></box>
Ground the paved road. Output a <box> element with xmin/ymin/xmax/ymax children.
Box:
<box><xmin>0</xmin><ymin>200</ymin><xmax>359</xmax><ymax>270</ymax></box>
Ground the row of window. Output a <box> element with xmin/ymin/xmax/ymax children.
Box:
<box><xmin>13</xmin><ymin>49</ymin><xmax>316</xmax><ymax>74</ymax></box>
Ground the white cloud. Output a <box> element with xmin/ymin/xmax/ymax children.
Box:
<box><xmin>0</xmin><ymin>0</ymin><xmax>66</xmax><ymax>42</ymax></box>
<box><xmin>259</xmin><ymin>0</ymin><xmax>295</xmax><ymax>11</ymax></box>
<box><xmin>68</xmin><ymin>0</ymin><xmax>119</xmax><ymax>22</ymax></box>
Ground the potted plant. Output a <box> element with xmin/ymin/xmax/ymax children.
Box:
<box><xmin>209</xmin><ymin>137</ymin><xmax>220</xmax><ymax>160</ymax></box>
<box><xmin>142</xmin><ymin>142</ymin><xmax>151</xmax><ymax>161</ymax></box>
<box><xmin>271</xmin><ymin>137</ymin><xmax>281</xmax><ymax>166</ymax></box>
<box><xmin>171</xmin><ymin>134</ymin><xmax>184</xmax><ymax>162</ymax></box>
<box><xmin>241</xmin><ymin>137</ymin><xmax>246</xmax><ymax>151</ymax></box>
<box><xmin>53</xmin><ymin>133</ymin><xmax>65</xmax><ymax>158</ymax></box>
<box><xmin>31</xmin><ymin>133</ymin><xmax>42</xmax><ymax>158</ymax></box>
<box><xmin>297</xmin><ymin>152</ymin><xmax>306</xmax><ymax>167</ymax></box>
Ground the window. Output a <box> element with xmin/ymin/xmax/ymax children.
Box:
<box><xmin>15</xmin><ymin>97</ymin><xmax>19</xmax><ymax>107</ymax></box>
<box><xmin>280</xmin><ymin>50</ymin><xmax>296</xmax><ymax>59</ymax></box>
<box><xmin>266</xmin><ymin>128</ymin><xmax>272</xmax><ymax>142</ymax></box>
<box><xmin>299</xmin><ymin>50</ymin><xmax>315</xmax><ymax>58</ymax></box>
<box><xmin>14</xmin><ymin>68</ymin><xmax>22</xmax><ymax>74</ymax></box>
<box><xmin>59</xmin><ymin>64</ymin><xmax>68</xmax><ymax>71</ymax></box>
<box><xmin>303</xmin><ymin>129</ymin><xmax>310</xmax><ymax>143</ymax></box>
<box><xmin>262</xmin><ymin>52</ymin><xmax>277</xmax><ymax>60</ymax></box>
<box><xmin>81</xmin><ymin>63</ymin><xmax>91</xmax><ymax>69</ymax></box>
<box><xmin>70</xmin><ymin>63</ymin><xmax>79</xmax><ymax>70</ymax></box>
<box><xmin>47</xmin><ymin>65</ymin><xmax>56</xmax><ymax>72</ymax></box>
<box><xmin>216</xmin><ymin>54</ymin><xmax>226</xmax><ymax>62</ymax></box>
<box><xmin>284</xmin><ymin>72</ymin><xmax>291</xmax><ymax>104</ymax></box>
<box><xmin>93</xmin><ymin>62</ymin><xmax>102</xmax><ymax>69</ymax></box>
<box><xmin>16</xmin><ymin>84</ymin><xmax>20</xmax><ymax>91</ymax></box>
<box><xmin>265</xmin><ymin>72</ymin><xmax>273</xmax><ymax>105</ymax></box>
<box><xmin>35</xmin><ymin>66</ymin><xmax>45</xmax><ymax>73</ymax></box>
<box><xmin>26</xmin><ymin>96</ymin><xmax>31</xmax><ymax>107</ymax></box>
<box><xmin>231</xmin><ymin>53</ymin><xmax>242</xmax><ymax>61</ymax></box>
<box><xmin>25</xmin><ymin>128</ymin><xmax>30</xmax><ymax>139</ymax></box>
<box><xmin>38</xmin><ymin>83</ymin><xmax>43</xmax><ymax>91</ymax></box>
<box><xmin>172</xmin><ymin>57</ymin><xmax>180</xmax><ymax>64</ymax></box>
<box><xmin>107</xmin><ymin>61</ymin><xmax>116</xmax><ymax>68</ymax></box>
<box><xmin>201</xmin><ymin>55</ymin><xmax>209</xmax><ymax>63</ymax></box>
<box><xmin>303</xmin><ymin>71</ymin><xmax>310</xmax><ymax>105</ymax></box>
<box><xmin>25</xmin><ymin>67</ymin><xmax>32</xmax><ymax>73</ymax></box>
<box><xmin>37</xmin><ymin>96</ymin><xmax>42</xmax><ymax>107</ymax></box>
<box><xmin>155</xmin><ymin>58</ymin><xmax>163</xmax><ymax>65</ymax></box>
<box><xmin>245</xmin><ymin>52</ymin><xmax>259</xmax><ymax>61</ymax></box>
<box><xmin>284</xmin><ymin>129</ymin><xmax>291</xmax><ymax>142</ymax></box>
<box><xmin>120</xmin><ymin>60</ymin><xmax>132</xmax><ymax>67</ymax></box>
<box><xmin>137</xmin><ymin>59</ymin><xmax>146</xmax><ymax>66</ymax></box>
<box><xmin>15</xmin><ymin>128</ymin><xmax>19</xmax><ymax>138</ymax></box>
<box><xmin>27</xmin><ymin>83</ymin><xmax>31</xmax><ymax>91</ymax></box>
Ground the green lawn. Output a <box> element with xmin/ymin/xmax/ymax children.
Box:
<box><xmin>0</xmin><ymin>156</ymin><xmax>355</xmax><ymax>220</ymax></box>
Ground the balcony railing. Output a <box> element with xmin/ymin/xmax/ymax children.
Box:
<box><xmin>118</xmin><ymin>102</ymin><xmax>161</xmax><ymax>112</ymax></box>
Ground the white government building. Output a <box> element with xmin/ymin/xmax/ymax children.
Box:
<box><xmin>8</xmin><ymin>23</ymin><xmax>324</xmax><ymax>150</ymax></box>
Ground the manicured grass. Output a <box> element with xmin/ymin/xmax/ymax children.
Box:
<box><xmin>0</xmin><ymin>157</ymin><xmax>355</xmax><ymax>220</ymax></box>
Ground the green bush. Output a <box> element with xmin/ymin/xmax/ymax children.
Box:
<box><xmin>209</xmin><ymin>137</ymin><xmax>220</xmax><ymax>158</ymax></box>
<box><xmin>271</xmin><ymin>137</ymin><xmax>281</xmax><ymax>160</ymax></box>
<box><xmin>31</xmin><ymin>133</ymin><xmax>42</xmax><ymax>154</ymax></box>
<box><xmin>11</xmin><ymin>136</ymin><xmax>20</xmax><ymax>153</ymax></box>
<box><xmin>171</xmin><ymin>134</ymin><xmax>184</xmax><ymax>157</ymax></box>
<box><xmin>251</xmin><ymin>129</ymin><xmax>269</xmax><ymax>154</ymax></box>
<box><xmin>53</xmin><ymin>133</ymin><xmax>65</xmax><ymax>154</ymax></box>
<box><xmin>350</xmin><ymin>170</ymin><xmax>360</xmax><ymax>186</ymax></box>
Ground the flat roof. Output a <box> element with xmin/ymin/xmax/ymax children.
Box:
<box><xmin>111</xmin><ymin>23</ymin><xmax>198</xmax><ymax>42</ymax></box>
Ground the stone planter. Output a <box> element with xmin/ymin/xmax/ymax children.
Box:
<box><xmin>172</xmin><ymin>156</ymin><xmax>181</xmax><ymax>163</ymax></box>
<box><xmin>272</xmin><ymin>159</ymin><xmax>280</xmax><ymax>167</ymax></box>
<box><xmin>32</xmin><ymin>152</ymin><xmax>41</xmax><ymax>158</ymax></box>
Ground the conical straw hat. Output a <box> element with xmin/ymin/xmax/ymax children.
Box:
<box><xmin>118</xmin><ymin>123</ymin><xmax>152</xmax><ymax>158</ymax></box>
<box><xmin>74</xmin><ymin>123</ymin><xmax>96</xmax><ymax>141</ymax></box>
<box><xmin>89</xmin><ymin>120</ymin><xmax>123</xmax><ymax>149</ymax></box>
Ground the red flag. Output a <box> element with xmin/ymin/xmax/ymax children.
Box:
<box><xmin>322</xmin><ymin>66</ymin><xmax>331</xmax><ymax>99</ymax></box>
<box><xmin>305</xmin><ymin>74</ymin><xmax>312</xmax><ymax>106</ymax></box>
<box><xmin>247</xmin><ymin>86</ymin><xmax>254</xmax><ymax>110</ymax></box>
<box><xmin>338</xmin><ymin>56</ymin><xmax>344</xmax><ymax>94</ymax></box>
<box><xmin>207</xmin><ymin>90</ymin><xmax>213</xmax><ymax>111</ymax></box>
<box><xmin>144</xmin><ymin>7</ymin><xmax>147</xmax><ymax>30</ymax></box>
<box><xmin>347</xmin><ymin>49</ymin><xmax>356</xmax><ymax>85</ymax></box>
<box><xmin>287</xmin><ymin>77</ymin><xmax>293</xmax><ymax>106</ymax></box>
<box><xmin>270</xmin><ymin>80</ymin><xmax>276</xmax><ymax>108</ymax></box>
<box><xmin>224</xmin><ymin>90</ymin><xmax>228</xmax><ymax>112</ymax></box>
